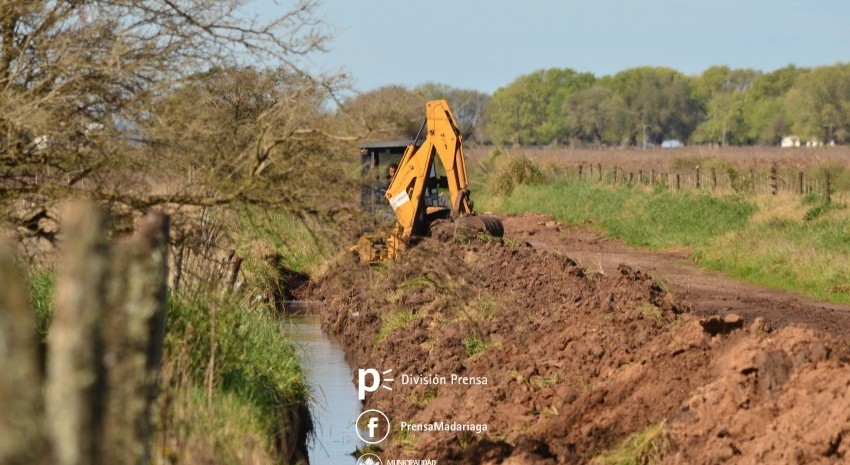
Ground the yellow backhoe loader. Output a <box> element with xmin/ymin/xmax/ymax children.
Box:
<box><xmin>354</xmin><ymin>99</ymin><xmax>503</xmax><ymax>263</ymax></box>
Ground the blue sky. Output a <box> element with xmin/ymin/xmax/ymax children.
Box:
<box><xmin>253</xmin><ymin>0</ymin><xmax>850</xmax><ymax>94</ymax></box>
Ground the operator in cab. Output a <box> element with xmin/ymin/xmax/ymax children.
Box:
<box><xmin>386</xmin><ymin>163</ymin><xmax>398</xmax><ymax>184</ymax></box>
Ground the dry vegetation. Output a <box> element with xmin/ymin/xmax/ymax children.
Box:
<box><xmin>467</xmin><ymin>145</ymin><xmax>850</xmax><ymax>172</ymax></box>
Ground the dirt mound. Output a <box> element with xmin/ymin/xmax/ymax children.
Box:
<box><xmin>665</xmin><ymin>324</ymin><xmax>850</xmax><ymax>464</ymax></box>
<box><xmin>304</xmin><ymin>233</ymin><xmax>850</xmax><ymax>464</ymax></box>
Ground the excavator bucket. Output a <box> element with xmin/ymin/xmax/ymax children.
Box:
<box><xmin>457</xmin><ymin>214</ymin><xmax>504</xmax><ymax>238</ymax></box>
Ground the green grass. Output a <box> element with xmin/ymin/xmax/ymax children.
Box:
<box><xmin>488</xmin><ymin>173</ymin><xmax>850</xmax><ymax>304</ymax></box>
<box><xmin>166</xmin><ymin>294</ymin><xmax>309</xmax><ymax>428</ymax></box>
<box><xmin>26</xmin><ymin>270</ymin><xmax>54</xmax><ymax>341</ymax></box>
<box><xmin>236</xmin><ymin>207</ymin><xmax>333</xmax><ymax>276</ymax></box>
<box><xmin>498</xmin><ymin>180</ymin><xmax>756</xmax><ymax>248</ymax></box>
<box><xmin>171</xmin><ymin>387</ymin><xmax>278</xmax><ymax>465</ymax></box>
<box><xmin>377</xmin><ymin>308</ymin><xmax>417</xmax><ymax>341</ymax></box>
<box><xmin>25</xmin><ymin>266</ymin><xmax>310</xmax><ymax>462</ymax></box>
<box><xmin>462</xmin><ymin>333</ymin><xmax>487</xmax><ymax>356</ymax></box>
<box><xmin>590</xmin><ymin>423</ymin><xmax>669</xmax><ymax>465</ymax></box>
<box><xmin>696</xmin><ymin>216</ymin><xmax>850</xmax><ymax>303</ymax></box>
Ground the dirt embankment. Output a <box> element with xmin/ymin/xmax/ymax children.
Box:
<box><xmin>304</xmin><ymin>218</ymin><xmax>850</xmax><ymax>464</ymax></box>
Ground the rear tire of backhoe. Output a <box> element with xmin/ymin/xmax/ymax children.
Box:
<box><xmin>457</xmin><ymin>215</ymin><xmax>504</xmax><ymax>238</ymax></box>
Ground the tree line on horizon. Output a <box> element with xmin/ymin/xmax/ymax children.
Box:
<box><xmin>349</xmin><ymin>63</ymin><xmax>850</xmax><ymax>147</ymax></box>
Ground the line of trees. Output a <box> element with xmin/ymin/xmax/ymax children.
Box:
<box><xmin>358</xmin><ymin>63</ymin><xmax>850</xmax><ymax>147</ymax></box>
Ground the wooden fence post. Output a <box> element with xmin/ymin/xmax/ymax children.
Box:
<box><xmin>613</xmin><ymin>166</ymin><xmax>618</xmax><ymax>183</ymax></box>
<box><xmin>103</xmin><ymin>212</ymin><xmax>169</xmax><ymax>465</ymax></box>
<box><xmin>695</xmin><ymin>167</ymin><xmax>701</xmax><ymax>189</ymax></box>
<box><xmin>798</xmin><ymin>171</ymin><xmax>804</xmax><ymax>195</ymax></box>
<box><xmin>588</xmin><ymin>164</ymin><xmax>593</xmax><ymax>180</ymax></box>
<box><xmin>47</xmin><ymin>202</ymin><xmax>109</xmax><ymax>465</ymax></box>
<box><xmin>628</xmin><ymin>172</ymin><xmax>634</xmax><ymax>185</ymax></box>
<box><xmin>650</xmin><ymin>169</ymin><xmax>656</xmax><ymax>185</ymax></box>
<box><xmin>39</xmin><ymin>203</ymin><xmax>168</xmax><ymax>465</ymax></box>
<box><xmin>675</xmin><ymin>173</ymin><xmax>681</xmax><ymax>190</ymax></box>
<box><xmin>597</xmin><ymin>163</ymin><xmax>602</xmax><ymax>181</ymax></box>
<box><xmin>578</xmin><ymin>164</ymin><xmax>583</xmax><ymax>179</ymax></box>
<box><xmin>711</xmin><ymin>168</ymin><xmax>717</xmax><ymax>190</ymax></box>
<box><xmin>639</xmin><ymin>170</ymin><xmax>644</xmax><ymax>184</ymax></box>
<box><xmin>0</xmin><ymin>245</ymin><xmax>42</xmax><ymax>464</ymax></box>
<box><xmin>770</xmin><ymin>165</ymin><xmax>778</xmax><ymax>195</ymax></box>
<box><xmin>825</xmin><ymin>171</ymin><xmax>831</xmax><ymax>204</ymax></box>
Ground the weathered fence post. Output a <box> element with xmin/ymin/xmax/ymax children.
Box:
<box><xmin>47</xmin><ymin>202</ymin><xmax>109</xmax><ymax>465</ymax></box>
<box><xmin>639</xmin><ymin>170</ymin><xmax>644</xmax><ymax>184</ymax></box>
<box><xmin>0</xmin><ymin>246</ymin><xmax>42</xmax><ymax>465</ymax></box>
<box><xmin>226</xmin><ymin>255</ymin><xmax>243</xmax><ymax>291</ymax></box>
<box><xmin>749</xmin><ymin>168</ymin><xmax>756</xmax><ymax>193</ymax></box>
<box><xmin>628</xmin><ymin>172</ymin><xmax>634</xmax><ymax>185</ymax></box>
<box><xmin>695</xmin><ymin>167</ymin><xmax>701</xmax><ymax>189</ymax></box>
<box><xmin>770</xmin><ymin>165</ymin><xmax>778</xmax><ymax>195</ymax></box>
<box><xmin>588</xmin><ymin>164</ymin><xmax>593</xmax><ymax>180</ymax></box>
<box><xmin>578</xmin><ymin>164</ymin><xmax>583</xmax><ymax>179</ymax></box>
<box><xmin>650</xmin><ymin>169</ymin><xmax>656</xmax><ymax>185</ymax></box>
<box><xmin>34</xmin><ymin>202</ymin><xmax>169</xmax><ymax>465</ymax></box>
<box><xmin>825</xmin><ymin>171</ymin><xmax>831</xmax><ymax>204</ymax></box>
<box><xmin>597</xmin><ymin>163</ymin><xmax>602</xmax><ymax>181</ymax></box>
<box><xmin>613</xmin><ymin>166</ymin><xmax>618</xmax><ymax>184</ymax></box>
<box><xmin>798</xmin><ymin>171</ymin><xmax>804</xmax><ymax>195</ymax></box>
<box><xmin>675</xmin><ymin>173</ymin><xmax>681</xmax><ymax>190</ymax></box>
<box><xmin>103</xmin><ymin>212</ymin><xmax>169</xmax><ymax>465</ymax></box>
<box><xmin>711</xmin><ymin>168</ymin><xmax>717</xmax><ymax>190</ymax></box>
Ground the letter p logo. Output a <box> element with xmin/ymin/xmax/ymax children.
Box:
<box><xmin>357</xmin><ymin>368</ymin><xmax>393</xmax><ymax>400</ymax></box>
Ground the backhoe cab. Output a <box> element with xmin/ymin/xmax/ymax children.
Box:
<box><xmin>354</xmin><ymin>100</ymin><xmax>503</xmax><ymax>263</ymax></box>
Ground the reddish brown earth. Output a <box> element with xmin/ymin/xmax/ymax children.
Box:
<box><xmin>303</xmin><ymin>214</ymin><xmax>850</xmax><ymax>464</ymax></box>
<box><xmin>502</xmin><ymin>213</ymin><xmax>850</xmax><ymax>340</ymax></box>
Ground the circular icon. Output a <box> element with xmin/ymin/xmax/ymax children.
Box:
<box><xmin>356</xmin><ymin>453</ymin><xmax>383</xmax><ymax>465</ymax></box>
<box><xmin>355</xmin><ymin>409</ymin><xmax>390</xmax><ymax>444</ymax></box>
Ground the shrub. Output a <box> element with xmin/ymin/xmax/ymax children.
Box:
<box><xmin>488</xmin><ymin>156</ymin><xmax>548</xmax><ymax>195</ymax></box>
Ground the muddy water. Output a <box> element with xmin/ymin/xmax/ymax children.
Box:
<box><xmin>282</xmin><ymin>311</ymin><xmax>361</xmax><ymax>465</ymax></box>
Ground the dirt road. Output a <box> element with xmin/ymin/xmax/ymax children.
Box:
<box><xmin>502</xmin><ymin>213</ymin><xmax>850</xmax><ymax>340</ymax></box>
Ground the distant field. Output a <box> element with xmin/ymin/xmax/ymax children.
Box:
<box><xmin>467</xmin><ymin>145</ymin><xmax>850</xmax><ymax>171</ymax></box>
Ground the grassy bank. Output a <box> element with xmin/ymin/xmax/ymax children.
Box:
<box><xmin>21</xmin><ymin>206</ymin><xmax>333</xmax><ymax>465</ymax></box>
<box><xmin>163</xmin><ymin>293</ymin><xmax>311</xmax><ymax>465</ymax></box>
<box><xmin>26</xmin><ymin>268</ymin><xmax>311</xmax><ymax>465</ymax></box>
<box><xmin>480</xmin><ymin>155</ymin><xmax>850</xmax><ymax>304</ymax></box>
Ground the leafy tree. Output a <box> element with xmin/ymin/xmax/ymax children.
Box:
<box><xmin>749</xmin><ymin>65</ymin><xmax>806</xmax><ymax>100</ymax></box>
<box><xmin>692</xmin><ymin>92</ymin><xmax>748</xmax><ymax>145</ymax></box>
<box><xmin>561</xmin><ymin>86</ymin><xmax>632</xmax><ymax>146</ymax></box>
<box><xmin>692</xmin><ymin>66</ymin><xmax>760</xmax><ymax>107</ymax></box>
<box><xmin>486</xmin><ymin>68</ymin><xmax>593</xmax><ymax>145</ymax></box>
<box><xmin>692</xmin><ymin>66</ymin><xmax>761</xmax><ymax>145</ymax></box>
<box><xmin>739</xmin><ymin>66</ymin><xmax>805</xmax><ymax>144</ymax></box>
<box><xmin>786</xmin><ymin>64</ymin><xmax>850</xmax><ymax>143</ymax></box>
<box><xmin>604</xmin><ymin>67</ymin><xmax>700</xmax><ymax>144</ymax></box>
<box><xmin>745</xmin><ymin>97</ymin><xmax>791</xmax><ymax>145</ymax></box>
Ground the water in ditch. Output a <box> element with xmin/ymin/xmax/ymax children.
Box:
<box><xmin>282</xmin><ymin>307</ymin><xmax>361</xmax><ymax>465</ymax></box>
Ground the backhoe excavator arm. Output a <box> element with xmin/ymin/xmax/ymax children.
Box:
<box><xmin>384</xmin><ymin>100</ymin><xmax>474</xmax><ymax>238</ymax></box>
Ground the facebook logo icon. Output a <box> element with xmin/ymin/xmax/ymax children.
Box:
<box><xmin>355</xmin><ymin>409</ymin><xmax>390</xmax><ymax>444</ymax></box>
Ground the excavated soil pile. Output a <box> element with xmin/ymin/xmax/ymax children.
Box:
<box><xmin>304</xmin><ymin>234</ymin><xmax>850</xmax><ymax>464</ymax></box>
